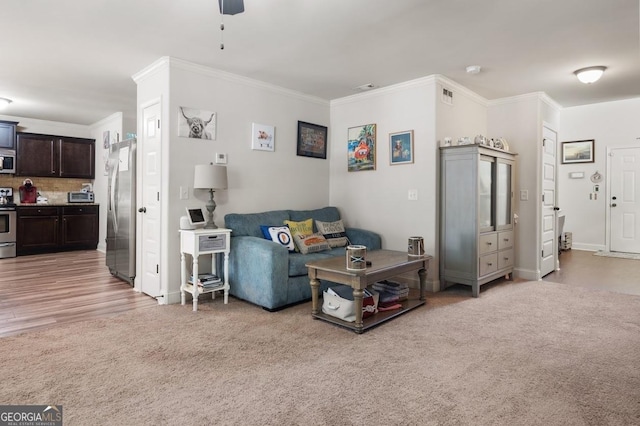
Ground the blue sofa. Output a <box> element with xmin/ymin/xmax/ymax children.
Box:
<box><xmin>224</xmin><ymin>206</ymin><xmax>382</xmax><ymax>311</ymax></box>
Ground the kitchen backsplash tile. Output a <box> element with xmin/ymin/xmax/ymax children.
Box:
<box><xmin>0</xmin><ymin>176</ymin><xmax>90</xmax><ymax>196</ymax></box>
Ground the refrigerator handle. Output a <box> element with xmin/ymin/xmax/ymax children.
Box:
<box><xmin>110</xmin><ymin>160</ymin><xmax>119</xmax><ymax>235</ymax></box>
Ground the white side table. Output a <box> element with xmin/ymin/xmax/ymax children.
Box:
<box><xmin>179</xmin><ymin>228</ymin><xmax>231</xmax><ymax>311</ymax></box>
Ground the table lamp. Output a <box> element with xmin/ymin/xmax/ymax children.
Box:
<box><xmin>193</xmin><ymin>163</ymin><xmax>228</xmax><ymax>229</ymax></box>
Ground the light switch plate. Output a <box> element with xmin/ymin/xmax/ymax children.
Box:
<box><xmin>520</xmin><ymin>190</ymin><xmax>529</xmax><ymax>201</ymax></box>
<box><xmin>408</xmin><ymin>189</ymin><xmax>418</xmax><ymax>201</ymax></box>
<box><xmin>179</xmin><ymin>186</ymin><xmax>189</xmax><ymax>200</ymax></box>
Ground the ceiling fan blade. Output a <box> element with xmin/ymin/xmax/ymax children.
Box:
<box><xmin>218</xmin><ymin>0</ymin><xmax>244</xmax><ymax>15</ymax></box>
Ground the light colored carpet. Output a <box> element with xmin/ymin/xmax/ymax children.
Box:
<box><xmin>594</xmin><ymin>251</ymin><xmax>640</xmax><ymax>260</ymax></box>
<box><xmin>1</xmin><ymin>281</ymin><xmax>639</xmax><ymax>426</ymax></box>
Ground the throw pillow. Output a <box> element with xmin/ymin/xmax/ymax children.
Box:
<box><xmin>293</xmin><ymin>232</ymin><xmax>331</xmax><ymax>254</ymax></box>
<box><xmin>283</xmin><ymin>218</ymin><xmax>314</xmax><ymax>237</ymax></box>
<box><xmin>260</xmin><ymin>225</ymin><xmax>295</xmax><ymax>252</ymax></box>
<box><xmin>315</xmin><ymin>219</ymin><xmax>349</xmax><ymax>248</ymax></box>
<box><xmin>283</xmin><ymin>218</ymin><xmax>314</xmax><ymax>252</ymax></box>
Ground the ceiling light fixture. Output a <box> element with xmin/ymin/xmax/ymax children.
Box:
<box><xmin>0</xmin><ymin>98</ymin><xmax>12</xmax><ymax>109</ymax></box>
<box><xmin>574</xmin><ymin>66</ymin><xmax>607</xmax><ymax>84</ymax></box>
<box><xmin>466</xmin><ymin>65</ymin><xmax>481</xmax><ymax>75</ymax></box>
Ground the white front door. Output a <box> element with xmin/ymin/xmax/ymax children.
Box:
<box><xmin>540</xmin><ymin>126</ymin><xmax>558</xmax><ymax>277</ymax></box>
<box><xmin>610</xmin><ymin>147</ymin><xmax>640</xmax><ymax>253</ymax></box>
<box><xmin>140</xmin><ymin>102</ymin><xmax>162</xmax><ymax>297</ymax></box>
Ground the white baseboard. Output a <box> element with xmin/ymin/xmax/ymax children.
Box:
<box><xmin>514</xmin><ymin>267</ymin><xmax>541</xmax><ymax>281</ymax></box>
<box><xmin>570</xmin><ymin>243</ymin><xmax>604</xmax><ymax>252</ymax></box>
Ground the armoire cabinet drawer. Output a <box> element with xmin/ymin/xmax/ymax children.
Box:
<box><xmin>479</xmin><ymin>253</ymin><xmax>498</xmax><ymax>277</ymax></box>
<box><xmin>498</xmin><ymin>230</ymin><xmax>514</xmax><ymax>250</ymax></box>
<box><xmin>498</xmin><ymin>249</ymin><xmax>514</xmax><ymax>269</ymax></box>
<box><xmin>479</xmin><ymin>233</ymin><xmax>497</xmax><ymax>256</ymax></box>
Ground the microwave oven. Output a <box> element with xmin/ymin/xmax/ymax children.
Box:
<box><xmin>68</xmin><ymin>191</ymin><xmax>95</xmax><ymax>203</ymax></box>
<box><xmin>0</xmin><ymin>149</ymin><xmax>16</xmax><ymax>174</ymax></box>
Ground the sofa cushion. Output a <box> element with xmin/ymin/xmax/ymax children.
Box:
<box><xmin>315</xmin><ymin>219</ymin><xmax>349</xmax><ymax>248</ymax></box>
<box><xmin>293</xmin><ymin>232</ymin><xmax>331</xmax><ymax>254</ymax></box>
<box><xmin>288</xmin><ymin>207</ymin><xmax>341</xmax><ymax>231</ymax></box>
<box><xmin>283</xmin><ymin>218</ymin><xmax>314</xmax><ymax>237</ymax></box>
<box><xmin>225</xmin><ymin>210</ymin><xmax>290</xmax><ymax>238</ymax></box>
<box><xmin>260</xmin><ymin>225</ymin><xmax>295</xmax><ymax>252</ymax></box>
<box><xmin>288</xmin><ymin>247</ymin><xmax>348</xmax><ymax>277</ymax></box>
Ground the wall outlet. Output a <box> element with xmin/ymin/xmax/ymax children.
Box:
<box><xmin>179</xmin><ymin>186</ymin><xmax>189</xmax><ymax>200</ymax></box>
<box><xmin>408</xmin><ymin>189</ymin><xmax>418</xmax><ymax>201</ymax></box>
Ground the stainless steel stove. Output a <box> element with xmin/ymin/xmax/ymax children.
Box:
<box><xmin>0</xmin><ymin>187</ymin><xmax>16</xmax><ymax>258</ymax></box>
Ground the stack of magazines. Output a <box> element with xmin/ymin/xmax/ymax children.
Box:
<box><xmin>188</xmin><ymin>273</ymin><xmax>223</xmax><ymax>290</ymax></box>
<box><xmin>373</xmin><ymin>280</ymin><xmax>409</xmax><ymax>303</ymax></box>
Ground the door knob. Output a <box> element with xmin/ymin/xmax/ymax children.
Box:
<box><xmin>138</xmin><ymin>207</ymin><xmax>147</xmax><ymax>213</ymax></box>
<box><xmin>612</xmin><ymin>196</ymin><xmax>617</xmax><ymax>200</ymax></box>
<box><xmin>611</xmin><ymin>203</ymin><xmax>617</xmax><ymax>207</ymax></box>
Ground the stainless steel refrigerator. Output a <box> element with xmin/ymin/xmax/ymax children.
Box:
<box><xmin>106</xmin><ymin>137</ymin><xmax>136</xmax><ymax>285</ymax></box>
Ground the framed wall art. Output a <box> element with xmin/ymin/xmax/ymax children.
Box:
<box><xmin>347</xmin><ymin>123</ymin><xmax>376</xmax><ymax>171</ymax></box>
<box><xmin>251</xmin><ymin>123</ymin><xmax>275</xmax><ymax>151</ymax></box>
<box><xmin>562</xmin><ymin>139</ymin><xmax>594</xmax><ymax>164</ymax></box>
<box><xmin>297</xmin><ymin>121</ymin><xmax>327</xmax><ymax>159</ymax></box>
<box><xmin>178</xmin><ymin>106</ymin><xmax>216</xmax><ymax>140</ymax></box>
<box><xmin>389</xmin><ymin>130</ymin><xmax>414</xmax><ymax>165</ymax></box>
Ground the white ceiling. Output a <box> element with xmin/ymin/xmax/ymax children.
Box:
<box><xmin>1</xmin><ymin>0</ymin><xmax>638</xmax><ymax>125</ymax></box>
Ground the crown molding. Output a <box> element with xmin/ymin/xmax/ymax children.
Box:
<box><xmin>89</xmin><ymin>111</ymin><xmax>123</xmax><ymax>129</ymax></box>
<box><xmin>488</xmin><ymin>91</ymin><xmax>563</xmax><ymax>111</ymax></box>
<box><xmin>133</xmin><ymin>56</ymin><xmax>329</xmax><ymax>107</ymax></box>
<box><xmin>131</xmin><ymin>56</ymin><xmax>171</xmax><ymax>83</ymax></box>
<box><xmin>434</xmin><ymin>75</ymin><xmax>489</xmax><ymax>106</ymax></box>
<box><xmin>331</xmin><ymin>75</ymin><xmax>439</xmax><ymax>107</ymax></box>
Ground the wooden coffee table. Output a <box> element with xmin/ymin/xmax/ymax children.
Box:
<box><xmin>306</xmin><ymin>249</ymin><xmax>432</xmax><ymax>333</ymax></box>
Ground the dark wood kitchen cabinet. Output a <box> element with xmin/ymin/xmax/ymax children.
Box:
<box><xmin>17</xmin><ymin>205</ymin><xmax>99</xmax><ymax>255</ymax></box>
<box><xmin>61</xmin><ymin>206</ymin><xmax>99</xmax><ymax>248</ymax></box>
<box><xmin>16</xmin><ymin>206</ymin><xmax>60</xmax><ymax>254</ymax></box>
<box><xmin>16</xmin><ymin>132</ymin><xmax>95</xmax><ymax>179</ymax></box>
<box><xmin>0</xmin><ymin>120</ymin><xmax>18</xmax><ymax>149</ymax></box>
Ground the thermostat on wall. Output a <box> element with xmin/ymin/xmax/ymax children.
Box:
<box><xmin>215</xmin><ymin>153</ymin><xmax>227</xmax><ymax>164</ymax></box>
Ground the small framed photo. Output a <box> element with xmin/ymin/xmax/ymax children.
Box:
<box><xmin>178</xmin><ymin>106</ymin><xmax>216</xmax><ymax>140</ymax></box>
<box><xmin>297</xmin><ymin>121</ymin><xmax>327</xmax><ymax>159</ymax></box>
<box><xmin>562</xmin><ymin>140</ymin><xmax>594</xmax><ymax>164</ymax></box>
<box><xmin>389</xmin><ymin>130</ymin><xmax>414</xmax><ymax>165</ymax></box>
<box><xmin>251</xmin><ymin>123</ymin><xmax>275</xmax><ymax>151</ymax></box>
<box><xmin>347</xmin><ymin>123</ymin><xmax>376</xmax><ymax>172</ymax></box>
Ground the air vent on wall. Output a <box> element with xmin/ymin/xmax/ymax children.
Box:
<box><xmin>442</xmin><ymin>88</ymin><xmax>453</xmax><ymax>105</ymax></box>
<box><xmin>354</xmin><ymin>83</ymin><xmax>376</xmax><ymax>91</ymax></box>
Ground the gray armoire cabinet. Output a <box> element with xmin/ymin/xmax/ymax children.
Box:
<box><xmin>439</xmin><ymin>145</ymin><xmax>516</xmax><ymax>297</ymax></box>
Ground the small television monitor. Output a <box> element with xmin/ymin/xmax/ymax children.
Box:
<box><xmin>186</xmin><ymin>207</ymin><xmax>206</xmax><ymax>228</ymax></box>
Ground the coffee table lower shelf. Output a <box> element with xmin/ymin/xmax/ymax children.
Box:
<box><xmin>312</xmin><ymin>298</ymin><xmax>425</xmax><ymax>333</ymax></box>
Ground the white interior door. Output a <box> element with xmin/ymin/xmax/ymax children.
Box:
<box><xmin>540</xmin><ymin>127</ymin><xmax>557</xmax><ymax>277</ymax></box>
<box><xmin>140</xmin><ymin>102</ymin><xmax>162</xmax><ymax>297</ymax></box>
<box><xmin>610</xmin><ymin>147</ymin><xmax>640</xmax><ymax>253</ymax></box>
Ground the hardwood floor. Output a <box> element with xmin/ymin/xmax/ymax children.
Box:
<box><xmin>0</xmin><ymin>250</ymin><xmax>158</xmax><ymax>337</ymax></box>
<box><xmin>1</xmin><ymin>248</ymin><xmax>638</xmax><ymax>338</ymax></box>
<box><xmin>542</xmin><ymin>249</ymin><xmax>640</xmax><ymax>296</ymax></box>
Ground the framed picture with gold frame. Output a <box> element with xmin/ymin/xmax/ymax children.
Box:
<box><xmin>347</xmin><ymin>123</ymin><xmax>376</xmax><ymax>171</ymax></box>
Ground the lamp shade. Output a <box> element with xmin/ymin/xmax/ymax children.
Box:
<box><xmin>194</xmin><ymin>164</ymin><xmax>228</xmax><ymax>190</ymax></box>
<box><xmin>574</xmin><ymin>66</ymin><xmax>606</xmax><ymax>84</ymax></box>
